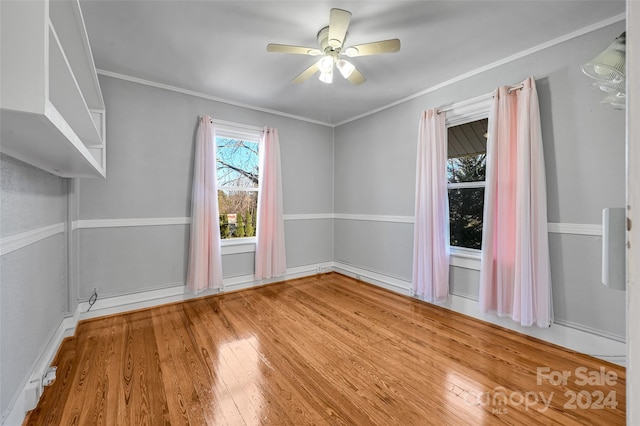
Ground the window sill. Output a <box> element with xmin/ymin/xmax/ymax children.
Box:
<box><xmin>450</xmin><ymin>247</ymin><xmax>481</xmax><ymax>270</ymax></box>
<box><xmin>221</xmin><ymin>238</ymin><xmax>256</xmax><ymax>255</ymax></box>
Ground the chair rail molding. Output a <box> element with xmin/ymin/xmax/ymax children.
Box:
<box><xmin>0</xmin><ymin>223</ymin><xmax>65</xmax><ymax>256</ymax></box>
<box><xmin>71</xmin><ymin>216</ymin><xmax>603</xmax><ymax>237</ymax></box>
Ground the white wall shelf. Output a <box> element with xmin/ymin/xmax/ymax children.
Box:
<box><xmin>0</xmin><ymin>0</ymin><xmax>106</xmax><ymax>178</ymax></box>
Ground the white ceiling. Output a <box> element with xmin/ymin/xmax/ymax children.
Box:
<box><xmin>81</xmin><ymin>1</ymin><xmax>625</xmax><ymax>125</ymax></box>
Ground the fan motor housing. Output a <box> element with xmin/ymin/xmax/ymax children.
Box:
<box><xmin>317</xmin><ymin>26</ymin><xmax>340</xmax><ymax>54</ymax></box>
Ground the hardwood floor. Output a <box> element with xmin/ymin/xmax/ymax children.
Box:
<box><xmin>25</xmin><ymin>273</ymin><xmax>625</xmax><ymax>425</ymax></box>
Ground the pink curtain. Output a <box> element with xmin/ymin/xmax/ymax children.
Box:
<box><xmin>479</xmin><ymin>77</ymin><xmax>553</xmax><ymax>327</ymax></box>
<box><xmin>186</xmin><ymin>115</ymin><xmax>223</xmax><ymax>293</ymax></box>
<box><xmin>412</xmin><ymin>109</ymin><xmax>450</xmax><ymax>303</ymax></box>
<box><xmin>255</xmin><ymin>128</ymin><xmax>287</xmax><ymax>279</ymax></box>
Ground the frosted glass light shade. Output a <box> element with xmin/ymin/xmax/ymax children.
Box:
<box><xmin>319</xmin><ymin>68</ymin><xmax>333</xmax><ymax>84</ymax></box>
<box><xmin>336</xmin><ymin>59</ymin><xmax>355</xmax><ymax>78</ymax></box>
<box><xmin>601</xmin><ymin>91</ymin><xmax>626</xmax><ymax>110</ymax></box>
<box><xmin>582</xmin><ymin>32</ymin><xmax>626</xmax><ymax>83</ymax></box>
<box><xmin>317</xmin><ymin>56</ymin><xmax>334</xmax><ymax>73</ymax></box>
<box><xmin>589</xmin><ymin>80</ymin><xmax>625</xmax><ymax>94</ymax></box>
<box><xmin>589</xmin><ymin>81</ymin><xmax>618</xmax><ymax>93</ymax></box>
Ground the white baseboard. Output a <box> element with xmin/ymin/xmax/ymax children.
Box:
<box><xmin>77</xmin><ymin>262</ymin><xmax>334</xmax><ymax>321</ymax></box>
<box><xmin>1</xmin><ymin>306</ymin><xmax>80</xmax><ymax>426</ymax></box>
<box><xmin>441</xmin><ymin>293</ymin><xmax>626</xmax><ymax>366</ymax></box>
<box><xmin>332</xmin><ymin>261</ymin><xmax>626</xmax><ymax>367</ymax></box>
<box><xmin>332</xmin><ymin>262</ymin><xmax>412</xmax><ymax>295</ymax></box>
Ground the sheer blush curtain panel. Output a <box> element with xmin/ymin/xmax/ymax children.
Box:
<box><xmin>412</xmin><ymin>109</ymin><xmax>450</xmax><ymax>303</ymax></box>
<box><xmin>255</xmin><ymin>128</ymin><xmax>287</xmax><ymax>279</ymax></box>
<box><xmin>187</xmin><ymin>116</ymin><xmax>223</xmax><ymax>293</ymax></box>
<box><xmin>479</xmin><ymin>77</ymin><xmax>553</xmax><ymax>327</ymax></box>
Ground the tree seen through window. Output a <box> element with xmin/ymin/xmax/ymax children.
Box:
<box><xmin>216</xmin><ymin>136</ymin><xmax>259</xmax><ymax>239</ymax></box>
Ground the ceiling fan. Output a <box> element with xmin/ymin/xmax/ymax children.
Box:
<box><xmin>266</xmin><ymin>8</ymin><xmax>400</xmax><ymax>85</ymax></box>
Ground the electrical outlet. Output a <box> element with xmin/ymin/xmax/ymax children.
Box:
<box><xmin>42</xmin><ymin>367</ymin><xmax>57</xmax><ymax>387</ymax></box>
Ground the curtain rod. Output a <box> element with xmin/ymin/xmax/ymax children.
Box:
<box><xmin>436</xmin><ymin>83</ymin><xmax>524</xmax><ymax>115</ymax></box>
<box><xmin>507</xmin><ymin>83</ymin><xmax>525</xmax><ymax>93</ymax></box>
<box><xmin>199</xmin><ymin>116</ymin><xmax>264</xmax><ymax>132</ymax></box>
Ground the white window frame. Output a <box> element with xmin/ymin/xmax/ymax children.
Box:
<box><xmin>442</xmin><ymin>94</ymin><xmax>492</xmax><ymax>270</ymax></box>
<box><xmin>213</xmin><ymin>120</ymin><xmax>262</xmax><ymax>254</ymax></box>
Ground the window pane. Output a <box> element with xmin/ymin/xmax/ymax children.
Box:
<box><xmin>216</xmin><ymin>137</ymin><xmax>259</xmax><ymax>189</ymax></box>
<box><xmin>447</xmin><ymin>118</ymin><xmax>487</xmax><ymax>158</ymax></box>
<box><xmin>448</xmin><ymin>187</ymin><xmax>484</xmax><ymax>249</ymax></box>
<box><xmin>218</xmin><ymin>190</ymin><xmax>258</xmax><ymax>239</ymax></box>
<box><xmin>447</xmin><ymin>154</ymin><xmax>486</xmax><ymax>183</ymax></box>
<box><xmin>447</xmin><ymin>119</ymin><xmax>487</xmax><ymax>183</ymax></box>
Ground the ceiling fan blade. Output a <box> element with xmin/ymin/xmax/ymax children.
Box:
<box><xmin>267</xmin><ymin>44</ymin><xmax>322</xmax><ymax>56</ymax></box>
<box><xmin>292</xmin><ymin>62</ymin><xmax>319</xmax><ymax>83</ymax></box>
<box><xmin>346</xmin><ymin>68</ymin><xmax>366</xmax><ymax>85</ymax></box>
<box><xmin>328</xmin><ymin>8</ymin><xmax>351</xmax><ymax>48</ymax></box>
<box><xmin>344</xmin><ymin>39</ymin><xmax>401</xmax><ymax>57</ymax></box>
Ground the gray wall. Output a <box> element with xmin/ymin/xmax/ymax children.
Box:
<box><xmin>76</xmin><ymin>76</ymin><xmax>334</xmax><ymax>298</ymax></box>
<box><xmin>333</xmin><ymin>22</ymin><xmax>626</xmax><ymax>340</ymax></box>
<box><xmin>0</xmin><ymin>155</ymin><xmax>69</xmax><ymax>416</ymax></box>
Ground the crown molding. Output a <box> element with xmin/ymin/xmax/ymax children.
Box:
<box><xmin>96</xmin><ymin>69</ymin><xmax>334</xmax><ymax>128</ymax></box>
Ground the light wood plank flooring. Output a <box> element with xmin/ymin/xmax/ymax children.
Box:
<box><xmin>25</xmin><ymin>273</ymin><xmax>625</xmax><ymax>425</ymax></box>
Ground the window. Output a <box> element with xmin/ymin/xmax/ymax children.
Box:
<box><xmin>447</xmin><ymin>118</ymin><xmax>487</xmax><ymax>250</ymax></box>
<box><xmin>215</xmin><ymin>124</ymin><xmax>261</xmax><ymax>240</ymax></box>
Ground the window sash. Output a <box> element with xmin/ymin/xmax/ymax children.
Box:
<box><xmin>213</xmin><ymin>119</ymin><xmax>262</xmax><ymax>142</ymax></box>
<box><xmin>447</xmin><ymin>181</ymin><xmax>485</xmax><ymax>190</ymax></box>
<box><xmin>448</xmin><ymin>185</ymin><xmax>485</xmax><ymax>250</ymax></box>
<box><xmin>218</xmin><ymin>186</ymin><xmax>259</xmax><ymax>192</ymax></box>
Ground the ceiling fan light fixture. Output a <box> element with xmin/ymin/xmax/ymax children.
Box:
<box><xmin>581</xmin><ymin>32</ymin><xmax>626</xmax><ymax>83</ymax></box>
<box><xmin>266</xmin><ymin>8</ymin><xmax>400</xmax><ymax>86</ymax></box>
<box><xmin>601</xmin><ymin>91</ymin><xmax>626</xmax><ymax>109</ymax></box>
<box><xmin>319</xmin><ymin>68</ymin><xmax>333</xmax><ymax>84</ymax></box>
<box><xmin>317</xmin><ymin>55</ymin><xmax>334</xmax><ymax>73</ymax></box>
<box><xmin>589</xmin><ymin>80</ymin><xmax>625</xmax><ymax>94</ymax></box>
<box><xmin>344</xmin><ymin>46</ymin><xmax>359</xmax><ymax>57</ymax></box>
<box><xmin>582</xmin><ymin>32</ymin><xmax>626</xmax><ymax>110</ymax></box>
<box><xmin>336</xmin><ymin>59</ymin><xmax>355</xmax><ymax>78</ymax></box>
<box><xmin>589</xmin><ymin>81</ymin><xmax>617</xmax><ymax>93</ymax></box>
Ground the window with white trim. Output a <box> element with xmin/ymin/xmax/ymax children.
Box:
<box><xmin>442</xmin><ymin>95</ymin><xmax>491</xmax><ymax>254</ymax></box>
<box><xmin>215</xmin><ymin>124</ymin><xmax>261</xmax><ymax>241</ymax></box>
<box><xmin>447</xmin><ymin>118</ymin><xmax>487</xmax><ymax>250</ymax></box>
